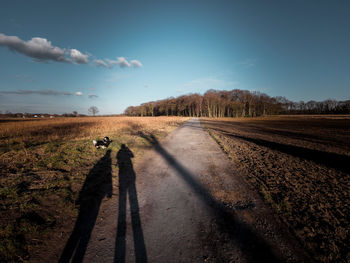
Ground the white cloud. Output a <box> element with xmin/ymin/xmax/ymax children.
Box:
<box><xmin>0</xmin><ymin>33</ymin><xmax>89</xmax><ymax>64</ymax></box>
<box><xmin>70</xmin><ymin>49</ymin><xmax>89</xmax><ymax>64</ymax></box>
<box><xmin>105</xmin><ymin>58</ymin><xmax>118</xmax><ymax>66</ymax></box>
<box><xmin>116</xmin><ymin>57</ymin><xmax>131</xmax><ymax>68</ymax></box>
<box><xmin>94</xmin><ymin>59</ymin><xmax>110</xmax><ymax>68</ymax></box>
<box><xmin>75</xmin><ymin>91</ymin><xmax>83</xmax><ymax>96</ymax></box>
<box><xmin>130</xmin><ymin>59</ymin><xmax>142</xmax><ymax>68</ymax></box>
<box><xmin>0</xmin><ymin>33</ymin><xmax>66</xmax><ymax>62</ymax></box>
<box><xmin>0</xmin><ymin>33</ymin><xmax>142</xmax><ymax>70</ymax></box>
<box><xmin>93</xmin><ymin>57</ymin><xmax>142</xmax><ymax>69</ymax></box>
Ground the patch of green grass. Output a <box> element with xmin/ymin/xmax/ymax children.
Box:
<box><xmin>260</xmin><ymin>185</ymin><xmax>273</xmax><ymax>204</ymax></box>
<box><xmin>57</xmin><ymin>187</ymin><xmax>76</xmax><ymax>206</ymax></box>
<box><xmin>207</xmin><ymin>130</ymin><xmax>232</xmax><ymax>157</ymax></box>
<box><xmin>260</xmin><ymin>185</ymin><xmax>292</xmax><ymax>216</ymax></box>
<box><xmin>0</xmin><ymin>208</ymin><xmax>58</xmax><ymax>262</ymax></box>
<box><xmin>45</xmin><ymin>141</ymin><xmax>63</xmax><ymax>153</ymax></box>
<box><xmin>0</xmin><ymin>224</ymin><xmax>28</xmax><ymax>262</ymax></box>
<box><xmin>276</xmin><ymin>198</ymin><xmax>292</xmax><ymax>216</ymax></box>
<box><xmin>36</xmin><ymin>139</ymin><xmax>100</xmax><ymax>171</ymax></box>
<box><xmin>19</xmin><ymin>202</ymin><xmax>39</xmax><ymax>213</ymax></box>
<box><xmin>0</xmin><ymin>186</ymin><xmax>18</xmax><ymax>200</ymax></box>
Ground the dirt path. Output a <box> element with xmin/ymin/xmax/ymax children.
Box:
<box><xmin>73</xmin><ymin>118</ymin><xmax>305</xmax><ymax>262</ymax></box>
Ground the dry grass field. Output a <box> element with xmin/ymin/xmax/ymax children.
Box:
<box><xmin>201</xmin><ymin>115</ymin><xmax>350</xmax><ymax>263</ymax></box>
<box><xmin>0</xmin><ymin>116</ymin><xmax>188</xmax><ymax>262</ymax></box>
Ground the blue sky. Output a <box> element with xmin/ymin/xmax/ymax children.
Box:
<box><xmin>0</xmin><ymin>0</ymin><xmax>349</xmax><ymax>114</ymax></box>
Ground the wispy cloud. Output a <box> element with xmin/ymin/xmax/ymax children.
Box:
<box><xmin>94</xmin><ymin>57</ymin><xmax>143</xmax><ymax>69</ymax></box>
<box><xmin>94</xmin><ymin>59</ymin><xmax>110</xmax><ymax>68</ymax></box>
<box><xmin>0</xmin><ymin>89</ymin><xmax>72</xmax><ymax>96</ymax></box>
<box><xmin>235</xmin><ymin>58</ymin><xmax>257</xmax><ymax>68</ymax></box>
<box><xmin>115</xmin><ymin>57</ymin><xmax>130</xmax><ymax>68</ymax></box>
<box><xmin>130</xmin><ymin>59</ymin><xmax>143</xmax><ymax>68</ymax></box>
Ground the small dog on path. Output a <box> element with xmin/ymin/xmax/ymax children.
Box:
<box><xmin>93</xmin><ymin>137</ymin><xmax>112</xmax><ymax>149</ymax></box>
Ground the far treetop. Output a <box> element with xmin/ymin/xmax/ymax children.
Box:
<box><xmin>125</xmin><ymin>89</ymin><xmax>350</xmax><ymax>118</ymax></box>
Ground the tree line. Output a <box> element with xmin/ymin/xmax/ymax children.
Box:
<box><xmin>0</xmin><ymin>106</ymin><xmax>101</xmax><ymax>118</ymax></box>
<box><xmin>124</xmin><ymin>89</ymin><xmax>350</xmax><ymax>117</ymax></box>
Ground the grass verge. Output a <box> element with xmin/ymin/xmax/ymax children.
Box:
<box><xmin>0</xmin><ymin>116</ymin><xmax>188</xmax><ymax>262</ymax></box>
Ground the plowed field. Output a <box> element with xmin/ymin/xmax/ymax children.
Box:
<box><xmin>201</xmin><ymin>115</ymin><xmax>350</xmax><ymax>263</ymax></box>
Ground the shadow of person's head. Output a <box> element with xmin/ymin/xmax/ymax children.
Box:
<box><xmin>117</xmin><ymin>144</ymin><xmax>134</xmax><ymax>167</ymax></box>
<box><xmin>59</xmin><ymin>149</ymin><xmax>112</xmax><ymax>263</ymax></box>
<box><xmin>80</xmin><ymin>149</ymin><xmax>112</xmax><ymax>202</ymax></box>
<box><xmin>117</xmin><ymin>144</ymin><xmax>135</xmax><ymax>186</ymax></box>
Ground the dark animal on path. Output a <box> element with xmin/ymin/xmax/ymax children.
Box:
<box><xmin>93</xmin><ymin>136</ymin><xmax>112</xmax><ymax>149</ymax></box>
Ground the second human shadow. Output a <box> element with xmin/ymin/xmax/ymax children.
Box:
<box><xmin>114</xmin><ymin>144</ymin><xmax>147</xmax><ymax>263</ymax></box>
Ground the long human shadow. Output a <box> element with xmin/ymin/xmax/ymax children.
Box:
<box><xmin>114</xmin><ymin>144</ymin><xmax>147</xmax><ymax>263</ymax></box>
<box><xmin>139</xmin><ymin>132</ymin><xmax>284</xmax><ymax>263</ymax></box>
<box><xmin>59</xmin><ymin>150</ymin><xmax>112</xmax><ymax>263</ymax></box>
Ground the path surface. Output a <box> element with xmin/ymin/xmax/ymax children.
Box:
<box><xmin>80</xmin><ymin>118</ymin><xmax>303</xmax><ymax>262</ymax></box>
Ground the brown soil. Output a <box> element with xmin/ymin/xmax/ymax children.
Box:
<box><xmin>201</xmin><ymin>115</ymin><xmax>350</xmax><ymax>263</ymax></box>
<box><xmin>56</xmin><ymin>118</ymin><xmax>309</xmax><ymax>263</ymax></box>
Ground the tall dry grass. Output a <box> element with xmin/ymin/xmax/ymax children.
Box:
<box><xmin>0</xmin><ymin>116</ymin><xmax>189</xmax><ymax>174</ymax></box>
<box><xmin>0</xmin><ymin>116</ymin><xmax>188</xmax><ymax>151</ymax></box>
<box><xmin>0</xmin><ymin>116</ymin><xmax>189</xmax><ymax>262</ymax></box>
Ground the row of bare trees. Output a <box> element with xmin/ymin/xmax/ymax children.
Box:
<box><xmin>1</xmin><ymin>106</ymin><xmax>100</xmax><ymax>118</ymax></box>
<box><xmin>124</xmin><ymin>89</ymin><xmax>350</xmax><ymax>117</ymax></box>
<box><xmin>281</xmin><ymin>99</ymin><xmax>350</xmax><ymax>114</ymax></box>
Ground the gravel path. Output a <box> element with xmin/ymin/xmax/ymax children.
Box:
<box><xmin>78</xmin><ymin>118</ymin><xmax>305</xmax><ymax>263</ymax></box>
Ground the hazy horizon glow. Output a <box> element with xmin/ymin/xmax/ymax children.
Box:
<box><xmin>1</xmin><ymin>0</ymin><xmax>349</xmax><ymax>114</ymax></box>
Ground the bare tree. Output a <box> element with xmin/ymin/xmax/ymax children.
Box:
<box><xmin>88</xmin><ymin>106</ymin><xmax>99</xmax><ymax>116</ymax></box>
<box><xmin>123</xmin><ymin>89</ymin><xmax>350</xmax><ymax>117</ymax></box>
